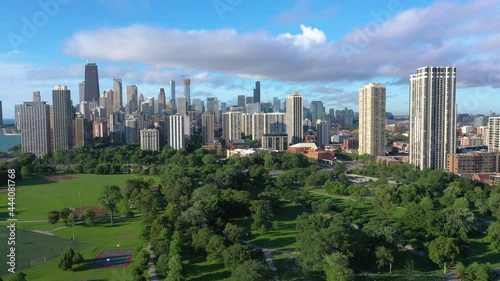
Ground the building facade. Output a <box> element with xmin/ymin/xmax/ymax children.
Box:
<box><xmin>285</xmin><ymin>92</ymin><xmax>303</xmax><ymax>145</ymax></box>
<box><xmin>201</xmin><ymin>111</ymin><xmax>215</xmax><ymax>144</ymax></box>
<box><xmin>140</xmin><ymin>129</ymin><xmax>160</xmax><ymax>152</ymax></box>
<box><xmin>409</xmin><ymin>66</ymin><xmax>456</xmax><ymax>170</ymax></box>
<box><xmin>359</xmin><ymin>82</ymin><xmax>386</xmax><ymax>156</ymax></box>
<box><xmin>52</xmin><ymin>85</ymin><xmax>74</xmax><ymax>151</ymax></box>
<box><xmin>262</xmin><ymin>133</ymin><xmax>288</xmax><ymax>151</ymax></box>
<box><xmin>21</xmin><ymin>101</ymin><xmax>51</xmax><ymax>157</ymax></box>
<box><xmin>488</xmin><ymin>117</ymin><xmax>500</xmax><ymax>152</ymax></box>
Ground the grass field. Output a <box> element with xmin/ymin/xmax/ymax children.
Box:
<box><xmin>184</xmin><ymin>259</ymin><xmax>231</xmax><ymax>281</ymax></box>
<box><xmin>0</xmin><ymin>174</ymin><xmax>159</xmax><ymax>220</ymax></box>
<box><xmin>0</xmin><ymin>228</ymin><xmax>89</xmax><ymax>276</ymax></box>
<box><xmin>0</xmin><ymin>174</ymin><xmax>155</xmax><ymax>281</ymax></box>
<box><xmin>249</xmin><ymin>203</ymin><xmax>311</xmax><ymax>251</ymax></box>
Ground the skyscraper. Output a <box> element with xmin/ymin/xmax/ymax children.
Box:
<box><xmin>33</xmin><ymin>91</ymin><xmax>41</xmax><ymax>102</ymax></box>
<box><xmin>0</xmin><ymin>101</ymin><xmax>2</xmax><ymax>126</ymax></box>
<box><xmin>192</xmin><ymin>99</ymin><xmax>204</xmax><ymax>113</ymax></box>
<box><xmin>126</xmin><ymin>85</ymin><xmax>138</xmax><ymax>114</ymax></box>
<box><xmin>201</xmin><ymin>111</ymin><xmax>215</xmax><ymax>144</ymax></box>
<box><xmin>264</xmin><ymin>112</ymin><xmax>286</xmax><ymax>134</ymax></box>
<box><xmin>125</xmin><ymin>118</ymin><xmax>138</xmax><ymax>144</ymax></box>
<box><xmin>273</xmin><ymin>97</ymin><xmax>280</xmax><ymax>112</ymax></box>
<box><xmin>317</xmin><ymin>120</ymin><xmax>329</xmax><ymax>147</ymax></box>
<box><xmin>184</xmin><ymin>79</ymin><xmax>191</xmax><ymax>108</ymax></box>
<box><xmin>157</xmin><ymin>88</ymin><xmax>166</xmax><ymax>115</ymax></box>
<box><xmin>78</xmin><ymin>82</ymin><xmax>85</xmax><ymax>104</ymax></box>
<box><xmin>113</xmin><ymin>78</ymin><xmax>123</xmax><ymax>112</ymax></box>
<box><xmin>237</xmin><ymin>95</ymin><xmax>246</xmax><ymax>108</ymax></box>
<box><xmin>285</xmin><ymin>92</ymin><xmax>303</xmax><ymax>145</ymax></box>
<box><xmin>253</xmin><ymin>81</ymin><xmax>261</xmax><ymax>103</ymax></box>
<box><xmin>206</xmin><ymin>97</ymin><xmax>220</xmax><ymax>124</ymax></box>
<box><xmin>170</xmin><ymin>79</ymin><xmax>176</xmax><ymax>109</ymax></box>
<box><xmin>359</xmin><ymin>83</ymin><xmax>386</xmax><ymax>156</ymax></box>
<box><xmin>104</xmin><ymin>90</ymin><xmax>114</xmax><ymax>118</ymax></box>
<box><xmin>52</xmin><ymin>85</ymin><xmax>74</xmax><ymax>151</ymax></box>
<box><xmin>84</xmin><ymin>62</ymin><xmax>100</xmax><ymax>103</ymax></box>
<box><xmin>177</xmin><ymin>96</ymin><xmax>187</xmax><ymax>115</ymax></box>
<box><xmin>310</xmin><ymin>101</ymin><xmax>325</xmax><ymax>126</ymax></box>
<box><xmin>409</xmin><ymin>66</ymin><xmax>456</xmax><ymax>170</ymax></box>
<box><xmin>21</xmin><ymin>101</ymin><xmax>51</xmax><ymax>157</ymax></box>
<box><xmin>74</xmin><ymin>113</ymin><xmax>91</xmax><ymax>148</ymax></box>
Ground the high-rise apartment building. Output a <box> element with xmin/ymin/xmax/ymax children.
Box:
<box><xmin>285</xmin><ymin>92</ymin><xmax>303</xmax><ymax>145</ymax></box>
<box><xmin>201</xmin><ymin>111</ymin><xmax>215</xmax><ymax>144</ymax></box>
<box><xmin>222</xmin><ymin>107</ymin><xmax>243</xmax><ymax>141</ymax></box>
<box><xmin>140</xmin><ymin>129</ymin><xmax>160</xmax><ymax>152</ymax></box>
<box><xmin>84</xmin><ymin>62</ymin><xmax>100</xmax><ymax>103</ymax></box>
<box><xmin>251</xmin><ymin>113</ymin><xmax>265</xmax><ymax>141</ymax></box>
<box><xmin>488</xmin><ymin>117</ymin><xmax>500</xmax><ymax>152</ymax></box>
<box><xmin>169</xmin><ymin>114</ymin><xmax>191</xmax><ymax>150</ymax></box>
<box><xmin>359</xmin><ymin>82</ymin><xmax>386</xmax><ymax>156</ymax></box>
<box><xmin>126</xmin><ymin>85</ymin><xmax>138</xmax><ymax>114</ymax></box>
<box><xmin>52</xmin><ymin>85</ymin><xmax>74</xmax><ymax>151</ymax></box>
<box><xmin>253</xmin><ymin>81</ymin><xmax>261</xmax><ymax>103</ymax></box>
<box><xmin>192</xmin><ymin>99</ymin><xmax>204</xmax><ymax>114</ymax></box>
<box><xmin>113</xmin><ymin>78</ymin><xmax>123</xmax><ymax>112</ymax></box>
<box><xmin>273</xmin><ymin>97</ymin><xmax>281</xmax><ymax>112</ymax></box>
<box><xmin>264</xmin><ymin>112</ymin><xmax>286</xmax><ymax>134</ymax></box>
<box><xmin>206</xmin><ymin>97</ymin><xmax>220</xmax><ymax>124</ymax></box>
<box><xmin>125</xmin><ymin>118</ymin><xmax>138</xmax><ymax>144</ymax></box>
<box><xmin>21</xmin><ymin>101</ymin><xmax>51</xmax><ymax>157</ymax></box>
<box><xmin>0</xmin><ymin>100</ymin><xmax>2</xmax><ymax>126</ymax></box>
<box><xmin>74</xmin><ymin>113</ymin><xmax>91</xmax><ymax>148</ymax></box>
<box><xmin>409</xmin><ymin>66</ymin><xmax>456</xmax><ymax>170</ymax></box>
<box><xmin>78</xmin><ymin>82</ymin><xmax>85</xmax><ymax>104</ymax></box>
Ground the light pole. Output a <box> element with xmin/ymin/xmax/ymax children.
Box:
<box><xmin>78</xmin><ymin>193</ymin><xmax>82</xmax><ymax>216</ymax></box>
<box><xmin>69</xmin><ymin>207</ymin><xmax>76</xmax><ymax>241</ymax></box>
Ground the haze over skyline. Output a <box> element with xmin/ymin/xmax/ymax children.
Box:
<box><xmin>1</xmin><ymin>0</ymin><xmax>499</xmax><ymax>118</ymax></box>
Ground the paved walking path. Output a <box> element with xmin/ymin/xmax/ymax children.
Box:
<box><xmin>244</xmin><ymin>241</ymin><xmax>299</xmax><ymax>281</ymax></box>
<box><xmin>144</xmin><ymin>243</ymin><xmax>159</xmax><ymax>281</ymax></box>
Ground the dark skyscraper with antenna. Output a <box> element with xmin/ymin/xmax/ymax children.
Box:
<box><xmin>84</xmin><ymin>62</ymin><xmax>100</xmax><ymax>103</ymax></box>
<box><xmin>253</xmin><ymin>81</ymin><xmax>261</xmax><ymax>103</ymax></box>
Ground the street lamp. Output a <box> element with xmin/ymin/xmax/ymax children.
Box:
<box><xmin>78</xmin><ymin>193</ymin><xmax>82</xmax><ymax>216</ymax></box>
<box><xmin>69</xmin><ymin>207</ymin><xmax>76</xmax><ymax>241</ymax></box>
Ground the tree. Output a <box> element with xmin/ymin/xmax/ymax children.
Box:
<box><xmin>372</xmin><ymin>185</ymin><xmax>395</xmax><ymax>219</ymax></box>
<box><xmin>323</xmin><ymin>252</ymin><xmax>353</xmax><ymax>281</ymax></box>
<box><xmin>48</xmin><ymin>210</ymin><xmax>60</xmax><ymax>224</ymax></box>
<box><xmin>6</xmin><ymin>272</ymin><xmax>27</xmax><ymax>281</ymax></box>
<box><xmin>457</xmin><ymin>261</ymin><xmax>496</xmax><ymax>281</ymax></box>
<box><xmin>20</xmin><ymin>166</ymin><xmax>31</xmax><ymax>177</ymax></box>
<box><xmin>58</xmin><ymin>246</ymin><xmax>75</xmax><ymax>270</ymax></box>
<box><xmin>72</xmin><ymin>251</ymin><xmax>84</xmax><ymax>268</ymax></box>
<box><xmin>192</xmin><ymin>227</ymin><xmax>213</xmax><ymax>256</ymax></box>
<box><xmin>131</xmin><ymin>263</ymin><xmax>146</xmax><ymax>281</ymax></box>
<box><xmin>231</xmin><ymin>260</ymin><xmax>274</xmax><ymax>281</ymax></box>
<box><xmin>206</xmin><ymin>235</ymin><xmax>226</xmax><ymax>262</ymax></box>
<box><xmin>156</xmin><ymin>254</ymin><xmax>169</xmax><ymax>276</ymax></box>
<box><xmin>223</xmin><ymin>223</ymin><xmax>248</xmax><ymax>244</ymax></box>
<box><xmin>428</xmin><ymin>237</ymin><xmax>459</xmax><ymax>272</ymax></box>
<box><xmin>98</xmin><ymin>185</ymin><xmax>123</xmax><ymax>224</ymax></box>
<box><xmin>375</xmin><ymin>246</ymin><xmax>394</xmax><ymax>270</ymax></box>
<box><xmin>166</xmin><ymin>254</ymin><xmax>184</xmax><ymax>281</ymax></box>
<box><xmin>223</xmin><ymin>244</ymin><xmax>255</xmax><ymax>272</ymax></box>
<box><xmin>249</xmin><ymin>200</ymin><xmax>274</xmax><ymax>231</ymax></box>
<box><xmin>81</xmin><ymin>208</ymin><xmax>96</xmax><ymax>226</ymax></box>
<box><xmin>324</xmin><ymin>180</ymin><xmax>349</xmax><ymax>195</ymax></box>
<box><xmin>487</xmin><ymin>221</ymin><xmax>500</xmax><ymax>251</ymax></box>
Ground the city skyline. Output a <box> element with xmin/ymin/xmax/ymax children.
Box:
<box><xmin>1</xmin><ymin>0</ymin><xmax>499</xmax><ymax>118</ymax></box>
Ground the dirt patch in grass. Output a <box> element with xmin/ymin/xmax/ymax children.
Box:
<box><xmin>75</xmin><ymin>206</ymin><xmax>107</xmax><ymax>218</ymax></box>
<box><xmin>45</xmin><ymin>175</ymin><xmax>75</xmax><ymax>182</ymax></box>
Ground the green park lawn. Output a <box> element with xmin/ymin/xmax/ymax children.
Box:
<box><xmin>184</xmin><ymin>259</ymin><xmax>231</xmax><ymax>281</ymax></box>
<box><xmin>0</xmin><ymin>174</ymin><xmax>159</xmax><ymax>221</ymax></box>
<box><xmin>0</xmin><ymin>174</ymin><xmax>154</xmax><ymax>281</ymax></box>
<box><xmin>249</xmin><ymin>203</ymin><xmax>311</xmax><ymax>251</ymax></box>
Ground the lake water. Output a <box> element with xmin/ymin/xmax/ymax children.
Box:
<box><xmin>0</xmin><ymin>119</ymin><xmax>21</xmax><ymax>152</ymax></box>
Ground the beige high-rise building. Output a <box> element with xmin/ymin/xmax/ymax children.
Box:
<box><xmin>222</xmin><ymin>107</ymin><xmax>243</xmax><ymax>141</ymax></box>
<box><xmin>409</xmin><ymin>66</ymin><xmax>456</xmax><ymax>170</ymax></box>
<box><xmin>201</xmin><ymin>111</ymin><xmax>215</xmax><ymax>144</ymax></box>
<box><xmin>113</xmin><ymin>78</ymin><xmax>123</xmax><ymax>113</ymax></box>
<box><xmin>359</xmin><ymin>83</ymin><xmax>386</xmax><ymax>156</ymax></box>
<box><xmin>488</xmin><ymin>117</ymin><xmax>500</xmax><ymax>152</ymax></box>
<box><xmin>285</xmin><ymin>92</ymin><xmax>303</xmax><ymax>145</ymax></box>
<box><xmin>21</xmin><ymin>101</ymin><xmax>51</xmax><ymax>157</ymax></box>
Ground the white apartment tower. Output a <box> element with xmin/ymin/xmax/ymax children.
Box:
<box><xmin>169</xmin><ymin>114</ymin><xmax>191</xmax><ymax>150</ymax></box>
<box><xmin>222</xmin><ymin>107</ymin><xmax>243</xmax><ymax>141</ymax></box>
<box><xmin>359</xmin><ymin>83</ymin><xmax>386</xmax><ymax>156</ymax></box>
<box><xmin>285</xmin><ymin>92</ymin><xmax>303</xmax><ymax>145</ymax></box>
<box><xmin>409</xmin><ymin>66</ymin><xmax>456</xmax><ymax>170</ymax></box>
<box><xmin>488</xmin><ymin>117</ymin><xmax>500</xmax><ymax>152</ymax></box>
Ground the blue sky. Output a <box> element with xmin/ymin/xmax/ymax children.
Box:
<box><xmin>1</xmin><ymin>0</ymin><xmax>499</xmax><ymax>118</ymax></box>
